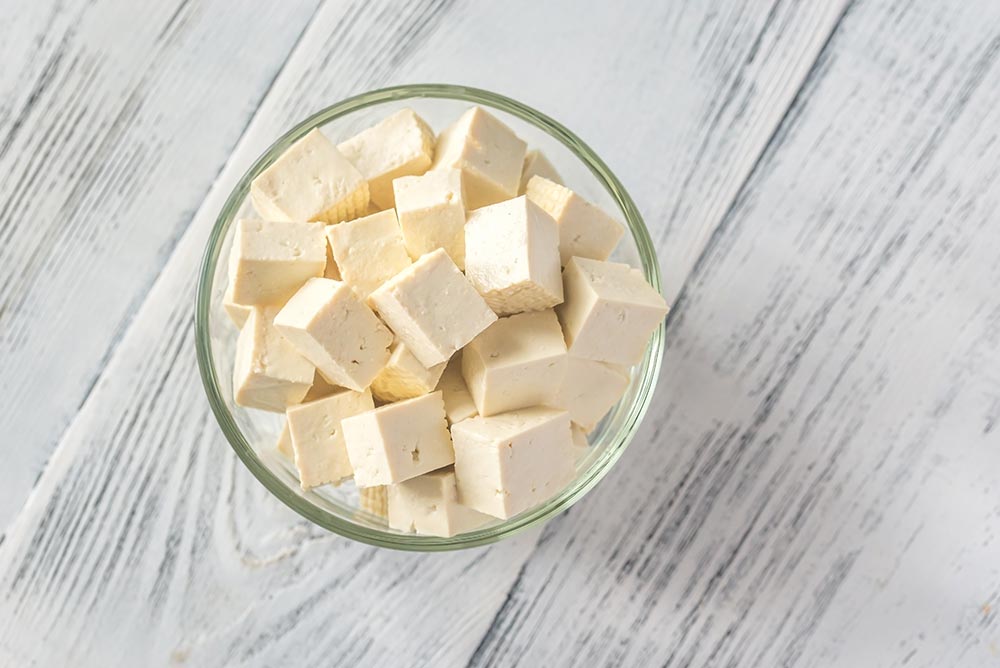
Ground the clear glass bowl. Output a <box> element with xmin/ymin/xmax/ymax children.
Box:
<box><xmin>195</xmin><ymin>84</ymin><xmax>664</xmax><ymax>551</ymax></box>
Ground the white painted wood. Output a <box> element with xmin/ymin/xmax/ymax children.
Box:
<box><xmin>0</xmin><ymin>0</ymin><xmax>846</xmax><ymax>533</ymax></box>
<box><xmin>6</xmin><ymin>0</ymin><xmax>998</xmax><ymax>667</ymax></box>
<box><xmin>0</xmin><ymin>0</ymin><xmax>323</xmax><ymax>529</ymax></box>
<box><xmin>465</xmin><ymin>1</ymin><xmax>1000</xmax><ymax>666</ymax></box>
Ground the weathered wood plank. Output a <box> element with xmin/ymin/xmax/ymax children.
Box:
<box><xmin>0</xmin><ymin>0</ymin><xmax>857</xmax><ymax>665</ymax></box>
<box><xmin>467</xmin><ymin>1</ymin><xmax>1000</xmax><ymax>666</ymax></box>
<box><xmin>0</xmin><ymin>0</ymin><xmax>322</xmax><ymax>528</ymax></box>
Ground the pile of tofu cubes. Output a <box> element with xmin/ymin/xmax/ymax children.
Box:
<box><xmin>224</xmin><ymin>106</ymin><xmax>668</xmax><ymax>537</ymax></box>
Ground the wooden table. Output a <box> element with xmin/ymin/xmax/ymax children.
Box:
<box><xmin>2</xmin><ymin>1</ymin><xmax>999</xmax><ymax>665</ymax></box>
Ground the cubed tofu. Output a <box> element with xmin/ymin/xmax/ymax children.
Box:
<box><xmin>342</xmin><ymin>391</ymin><xmax>454</xmax><ymax>487</ymax></box>
<box><xmin>462</xmin><ymin>310</ymin><xmax>567</xmax><ymax>416</ymax></box>
<box><xmin>436</xmin><ymin>352</ymin><xmax>478</xmax><ymax>424</ymax></box>
<box><xmin>228</xmin><ymin>219</ymin><xmax>326</xmax><ymax>306</ymax></box>
<box><xmin>359</xmin><ymin>485</ymin><xmax>388</xmax><ymax>519</ymax></box>
<box><xmin>556</xmin><ymin>257</ymin><xmax>669</xmax><ymax>365</ymax></box>
<box><xmin>388</xmin><ymin>467</ymin><xmax>492</xmax><ymax>537</ymax></box>
<box><xmin>451</xmin><ymin>407</ymin><xmax>574</xmax><ymax>519</ymax></box>
<box><xmin>570</xmin><ymin>424</ymin><xmax>589</xmax><ymax>457</ymax></box>
<box><xmin>464</xmin><ymin>195</ymin><xmax>563</xmax><ymax>315</ymax></box>
<box><xmin>274</xmin><ymin>277</ymin><xmax>393</xmax><ymax>391</ymax></box>
<box><xmin>393</xmin><ymin>168</ymin><xmax>466</xmax><ymax>269</ymax></box>
<box><xmin>518</xmin><ymin>149</ymin><xmax>562</xmax><ymax>195</ymax></box>
<box><xmin>323</xmin><ymin>237</ymin><xmax>341</xmax><ymax>280</ymax></box>
<box><xmin>233</xmin><ymin>306</ymin><xmax>314</xmax><ymax>412</ymax></box>
<box><xmin>368</xmin><ymin>248</ymin><xmax>497</xmax><ymax>367</ymax></box>
<box><xmin>432</xmin><ymin>107</ymin><xmax>527</xmax><ymax>209</ymax></box>
<box><xmin>277</xmin><ymin>421</ymin><xmax>293</xmax><ymax>459</ymax></box>
<box><xmin>302</xmin><ymin>369</ymin><xmax>343</xmax><ymax>402</ymax></box>
<box><xmin>223</xmin><ymin>281</ymin><xmax>252</xmax><ymax>328</ymax></box>
<box><xmin>337</xmin><ymin>108</ymin><xmax>435</xmax><ymax>209</ymax></box>
<box><xmin>525</xmin><ymin>176</ymin><xmax>625</xmax><ymax>265</ymax></box>
<box><xmin>552</xmin><ymin>356</ymin><xmax>630</xmax><ymax>432</ymax></box>
<box><xmin>326</xmin><ymin>209</ymin><xmax>412</xmax><ymax>298</ymax></box>
<box><xmin>250</xmin><ymin>128</ymin><xmax>369</xmax><ymax>223</ymax></box>
<box><xmin>371</xmin><ymin>340</ymin><xmax>446</xmax><ymax>403</ymax></box>
<box><xmin>286</xmin><ymin>388</ymin><xmax>374</xmax><ymax>489</ymax></box>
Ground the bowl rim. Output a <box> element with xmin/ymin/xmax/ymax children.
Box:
<box><xmin>194</xmin><ymin>83</ymin><xmax>664</xmax><ymax>551</ymax></box>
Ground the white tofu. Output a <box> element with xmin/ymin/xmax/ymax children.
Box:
<box><xmin>337</xmin><ymin>108</ymin><xmax>435</xmax><ymax>209</ymax></box>
<box><xmin>552</xmin><ymin>356</ymin><xmax>630</xmax><ymax>432</ymax></box>
<box><xmin>223</xmin><ymin>281</ymin><xmax>251</xmax><ymax>328</ymax></box>
<box><xmin>250</xmin><ymin>128</ymin><xmax>369</xmax><ymax>223</ymax></box>
<box><xmin>359</xmin><ymin>485</ymin><xmax>388</xmax><ymax>519</ymax></box>
<box><xmin>387</xmin><ymin>467</ymin><xmax>492</xmax><ymax>537</ymax></box>
<box><xmin>342</xmin><ymin>391</ymin><xmax>455</xmax><ymax>487</ymax></box>
<box><xmin>526</xmin><ymin>176</ymin><xmax>625</xmax><ymax>265</ymax></box>
<box><xmin>233</xmin><ymin>306</ymin><xmax>314</xmax><ymax>412</ymax></box>
<box><xmin>371</xmin><ymin>340</ymin><xmax>446</xmax><ymax>403</ymax></box>
<box><xmin>368</xmin><ymin>248</ymin><xmax>497</xmax><ymax>367</ymax></box>
<box><xmin>228</xmin><ymin>219</ymin><xmax>326</xmax><ymax>306</ymax></box>
<box><xmin>462</xmin><ymin>310</ymin><xmax>567</xmax><ymax>416</ymax></box>
<box><xmin>518</xmin><ymin>149</ymin><xmax>562</xmax><ymax>195</ymax></box>
<box><xmin>302</xmin><ymin>369</ymin><xmax>343</xmax><ymax>402</ymax></box>
<box><xmin>323</xmin><ymin>236</ymin><xmax>341</xmax><ymax>280</ymax></box>
<box><xmin>325</xmin><ymin>209</ymin><xmax>412</xmax><ymax>298</ymax></box>
<box><xmin>277</xmin><ymin>421</ymin><xmax>293</xmax><ymax>459</ymax></box>
<box><xmin>571</xmin><ymin>424</ymin><xmax>589</xmax><ymax>455</ymax></box>
<box><xmin>393</xmin><ymin>168</ymin><xmax>466</xmax><ymax>269</ymax></box>
<box><xmin>436</xmin><ymin>352</ymin><xmax>478</xmax><ymax>424</ymax></box>
<box><xmin>432</xmin><ymin>106</ymin><xmax>527</xmax><ymax>209</ymax></box>
<box><xmin>464</xmin><ymin>195</ymin><xmax>563</xmax><ymax>315</ymax></box>
<box><xmin>274</xmin><ymin>277</ymin><xmax>393</xmax><ymax>391</ymax></box>
<box><xmin>556</xmin><ymin>257</ymin><xmax>669</xmax><ymax>365</ymax></box>
<box><xmin>451</xmin><ymin>407</ymin><xmax>574</xmax><ymax>519</ymax></box>
<box><xmin>286</xmin><ymin>388</ymin><xmax>374</xmax><ymax>489</ymax></box>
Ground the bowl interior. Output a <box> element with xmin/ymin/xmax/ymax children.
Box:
<box><xmin>197</xmin><ymin>85</ymin><xmax>663</xmax><ymax>550</ymax></box>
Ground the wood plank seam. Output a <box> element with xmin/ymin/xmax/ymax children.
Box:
<box><xmin>461</xmin><ymin>4</ymin><xmax>859</xmax><ymax>664</ymax></box>
<box><xmin>0</xmin><ymin>0</ymin><xmax>327</xmax><ymax>540</ymax></box>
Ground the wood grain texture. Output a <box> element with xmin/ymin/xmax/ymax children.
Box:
<box><xmin>467</xmin><ymin>1</ymin><xmax>1000</xmax><ymax>666</ymax></box>
<box><xmin>0</xmin><ymin>0</ymin><xmax>322</xmax><ymax>529</ymax></box>
<box><xmin>0</xmin><ymin>0</ymin><xmax>848</xmax><ymax>533</ymax></box>
<box><xmin>4</xmin><ymin>0</ymin><xmax>998</xmax><ymax>667</ymax></box>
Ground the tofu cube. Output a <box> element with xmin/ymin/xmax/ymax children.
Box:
<box><xmin>302</xmin><ymin>369</ymin><xmax>343</xmax><ymax>402</ymax></box>
<box><xmin>462</xmin><ymin>310</ymin><xmax>567</xmax><ymax>416</ymax></box>
<box><xmin>368</xmin><ymin>248</ymin><xmax>497</xmax><ymax>367</ymax></box>
<box><xmin>388</xmin><ymin>467</ymin><xmax>492</xmax><ymax>537</ymax></box>
<box><xmin>277</xmin><ymin>421</ymin><xmax>293</xmax><ymax>459</ymax></box>
<box><xmin>228</xmin><ymin>219</ymin><xmax>326</xmax><ymax>306</ymax></box>
<box><xmin>371</xmin><ymin>340</ymin><xmax>446</xmax><ymax>403</ymax></box>
<box><xmin>323</xmin><ymin>237</ymin><xmax>341</xmax><ymax>280</ymax></box>
<box><xmin>571</xmin><ymin>424</ymin><xmax>589</xmax><ymax>459</ymax></box>
<box><xmin>337</xmin><ymin>108</ymin><xmax>435</xmax><ymax>209</ymax></box>
<box><xmin>518</xmin><ymin>149</ymin><xmax>562</xmax><ymax>195</ymax></box>
<box><xmin>451</xmin><ymin>407</ymin><xmax>574</xmax><ymax>519</ymax></box>
<box><xmin>233</xmin><ymin>306</ymin><xmax>314</xmax><ymax>412</ymax></box>
<box><xmin>432</xmin><ymin>106</ymin><xmax>527</xmax><ymax>209</ymax></box>
<box><xmin>552</xmin><ymin>356</ymin><xmax>630</xmax><ymax>432</ymax></box>
<box><xmin>286</xmin><ymin>388</ymin><xmax>374</xmax><ymax>489</ymax></box>
<box><xmin>436</xmin><ymin>352</ymin><xmax>478</xmax><ymax>424</ymax></box>
<box><xmin>326</xmin><ymin>209</ymin><xmax>412</xmax><ymax>298</ymax></box>
<box><xmin>250</xmin><ymin>128</ymin><xmax>369</xmax><ymax>223</ymax></box>
<box><xmin>556</xmin><ymin>257</ymin><xmax>669</xmax><ymax>365</ymax></box>
<box><xmin>393</xmin><ymin>168</ymin><xmax>466</xmax><ymax>269</ymax></box>
<box><xmin>359</xmin><ymin>485</ymin><xmax>388</xmax><ymax>519</ymax></box>
<box><xmin>341</xmin><ymin>391</ymin><xmax>454</xmax><ymax>487</ymax></box>
<box><xmin>526</xmin><ymin>176</ymin><xmax>625</xmax><ymax>265</ymax></box>
<box><xmin>274</xmin><ymin>277</ymin><xmax>393</xmax><ymax>391</ymax></box>
<box><xmin>465</xmin><ymin>195</ymin><xmax>563</xmax><ymax>315</ymax></box>
<box><xmin>223</xmin><ymin>281</ymin><xmax>251</xmax><ymax>328</ymax></box>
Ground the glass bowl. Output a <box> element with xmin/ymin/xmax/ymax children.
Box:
<box><xmin>195</xmin><ymin>84</ymin><xmax>664</xmax><ymax>551</ymax></box>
